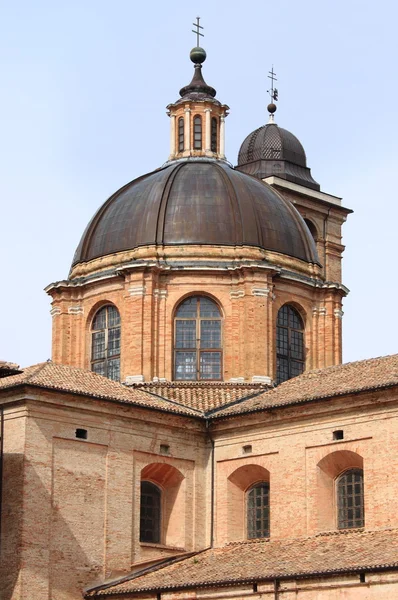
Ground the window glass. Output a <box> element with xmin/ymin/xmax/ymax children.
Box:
<box><xmin>91</xmin><ymin>305</ymin><xmax>121</xmax><ymax>381</ymax></box>
<box><xmin>337</xmin><ymin>469</ymin><xmax>364</xmax><ymax>529</ymax></box>
<box><xmin>247</xmin><ymin>483</ymin><xmax>270</xmax><ymax>539</ymax></box>
<box><xmin>276</xmin><ymin>305</ymin><xmax>304</xmax><ymax>384</ymax></box>
<box><xmin>178</xmin><ymin>117</ymin><xmax>184</xmax><ymax>152</ymax></box>
<box><xmin>140</xmin><ymin>481</ymin><xmax>161</xmax><ymax>543</ymax></box>
<box><xmin>174</xmin><ymin>297</ymin><xmax>222</xmax><ymax>380</ymax></box>
<box><xmin>211</xmin><ymin>117</ymin><xmax>217</xmax><ymax>152</ymax></box>
<box><xmin>193</xmin><ymin>115</ymin><xmax>202</xmax><ymax>150</ymax></box>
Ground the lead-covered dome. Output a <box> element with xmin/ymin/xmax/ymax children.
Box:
<box><xmin>237</xmin><ymin>123</ymin><xmax>320</xmax><ymax>191</ymax></box>
<box><xmin>72</xmin><ymin>160</ymin><xmax>318</xmax><ymax>267</ymax></box>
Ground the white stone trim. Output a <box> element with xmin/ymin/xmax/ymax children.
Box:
<box><xmin>313</xmin><ymin>307</ymin><xmax>327</xmax><ymax>315</ymax></box>
<box><xmin>264</xmin><ymin>176</ymin><xmax>342</xmax><ymax>206</ymax></box>
<box><xmin>153</xmin><ymin>289</ymin><xmax>168</xmax><ymax>299</ymax></box>
<box><xmin>334</xmin><ymin>309</ymin><xmax>344</xmax><ymax>319</ymax></box>
<box><xmin>128</xmin><ymin>286</ymin><xmax>146</xmax><ymax>297</ymax></box>
<box><xmin>230</xmin><ymin>289</ymin><xmax>245</xmax><ymax>299</ymax></box>
<box><xmin>229</xmin><ymin>377</ymin><xmax>245</xmax><ymax>383</ymax></box>
<box><xmin>251</xmin><ymin>287</ymin><xmax>270</xmax><ymax>297</ymax></box>
<box><xmin>68</xmin><ymin>305</ymin><xmax>84</xmax><ymax>315</ymax></box>
<box><xmin>252</xmin><ymin>375</ymin><xmax>272</xmax><ymax>385</ymax></box>
<box><xmin>125</xmin><ymin>375</ymin><xmax>145</xmax><ymax>384</ymax></box>
<box><xmin>50</xmin><ymin>307</ymin><xmax>61</xmax><ymax>317</ymax></box>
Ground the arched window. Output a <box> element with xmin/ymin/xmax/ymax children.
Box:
<box><xmin>247</xmin><ymin>482</ymin><xmax>270</xmax><ymax>539</ymax></box>
<box><xmin>211</xmin><ymin>117</ymin><xmax>218</xmax><ymax>152</ymax></box>
<box><xmin>91</xmin><ymin>305</ymin><xmax>121</xmax><ymax>381</ymax></box>
<box><xmin>337</xmin><ymin>469</ymin><xmax>364</xmax><ymax>529</ymax></box>
<box><xmin>276</xmin><ymin>304</ymin><xmax>304</xmax><ymax>384</ymax></box>
<box><xmin>178</xmin><ymin>117</ymin><xmax>184</xmax><ymax>152</ymax></box>
<box><xmin>174</xmin><ymin>296</ymin><xmax>222</xmax><ymax>381</ymax></box>
<box><xmin>193</xmin><ymin>115</ymin><xmax>202</xmax><ymax>150</ymax></box>
<box><xmin>140</xmin><ymin>481</ymin><xmax>161</xmax><ymax>543</ymax></box>
<box><xmin>304</xmin><ymin>218</ymin><xmax>318</xmax><ymax>241</ymax></box>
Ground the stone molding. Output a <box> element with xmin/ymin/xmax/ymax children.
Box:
<box><xmin>252</xmin><ymin>375</ymin><xmax>272</xmax><ymax>385</ymax></box>
<box><xmin>50</xmin><ymin>307</ymin><xmax>61</xmax><ymax>317</ymax></box>
<box><xmin>153</xmin><ymin>289</ymin><xmax>168</xmax><ymax>299</ymax></box>
<box><xmin>230</xmin><ymin>289</ymin><xmax>245</xmax><ymax>299</ymax></box>
<box><xmin>68</xmin><ymin>306</ymin><xmax>84</xmax><ymax>315</ymax></box>
<box><xmin>334</xmin><ymin>309</ymin><xmax>344</xmax><ymax>319</ymax></box>
<box><xmin>128</xmin><ymin>286</ymin><xmax>146</xmax><ymax>297</ymax></box>
<box><xmin>251</xmin><ymin>287</ymin><xmax>270</xmax><ymax>297</ymax></box>
<box><xmin>124</xmin><ymin>375</ymin><xmax>145</xmax><ymax>384</ymax></box>
<box><xmin>313</xmin><ymin>307</ymin><xmax>327</xmax><ymax>315</ymax></box>
<box><xmin>229</xmin><ymin>377</ymin><xmax>245</xmax><ymax>383</ymax></box>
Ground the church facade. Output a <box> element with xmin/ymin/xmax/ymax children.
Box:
<box><xmin>1</xmin><ymin>41</ymin><xmax>398</xmax><ymax>600</ymax></box>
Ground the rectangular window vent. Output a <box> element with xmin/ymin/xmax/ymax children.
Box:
<box><xmin>160</xmin><ymin>444</ymin><xmax>170</xmax><ymax>455</ymax></box>
<box><xmin>75</xmin><ymin>428</ymin><xmax>87</xmax><ymax>440</ymax></box>
<box><xmin>243</xmin><ymin>444</ymin><xmax>252</xmax><ymax>454</ymax></box>
<box><xmin>333</xmin><ymin>430</ymin><xmax>344</xmax><ymax>440</ymax></box>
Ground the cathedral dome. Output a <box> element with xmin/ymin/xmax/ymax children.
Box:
<box><xmin>237</xmin><ymin>123</ymin><xmax>320</xmax><ymax>191</ymax></box>
<box><xmin>72</xmin><ymin>159</ymin><xmax>318</xmax><ymax>267</ymax></box>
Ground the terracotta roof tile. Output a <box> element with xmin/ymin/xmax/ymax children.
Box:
<box><xmin>135</xmin><ymin>382</ymin><xmax>267</xmax><ymax>412</ymax></box>
<box><xmin>86</xmin><ymin>528</ymin><xmax>398</xmax><ymax>596</ymax></box>
<box><xmin>0</xmin><ymin>362</ymin><xmax>201</xmax><ymax>417</ymax></box>
<box><xmin>211</xmin><ymin>354</ymin><xmax>398</xmax><ymax>418</ymax></box>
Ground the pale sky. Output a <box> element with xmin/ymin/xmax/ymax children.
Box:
<box><xmin>1</xmin><ymin>0</ymin><xmax>397</xmax><ymax>368</ymax></box>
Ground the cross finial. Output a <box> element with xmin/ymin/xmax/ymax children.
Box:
<box><xmin>267</xmin><ymin>66</ymin><xmax>278</xmax><ymax>103</ymax></box>
<box><xmin>192</xmin><ymin>16</ymin><xmax>204</xmax><ymax>47</ymax></box>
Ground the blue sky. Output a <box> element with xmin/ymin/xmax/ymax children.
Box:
<box><xmin>1</xmin><ymin>0</ymin><xmax>397</xmax><ymax>368</ymax></box>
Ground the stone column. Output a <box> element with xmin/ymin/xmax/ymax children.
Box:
<box><xmin>204</xmin><ymin>108</ymin><xmax>211</xmax><ymax>153</ymax></box>
<box><xmin>169</xmin><ymin>114</ymin><xmax>176</xmax><ymax>158</ymax></box>
<box><xmin>184</xmin><ymin>107</ymin><xmax>191</xmax><ymax>151</ymax></box>
<box><xmin>220</xmin><ymin>115</ymin><xmax>225</xmax><ymax>158</ymax></box>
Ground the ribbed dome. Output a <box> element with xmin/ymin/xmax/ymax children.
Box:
<box><xmin>237</xmin><ymin>123</ymin><xmax>320</xmax><ymax>191</ymax></box>
<box><xmin>72</xmin><ymin>160</ymin><xmax>318</xmax><ymax>267</ymax></box>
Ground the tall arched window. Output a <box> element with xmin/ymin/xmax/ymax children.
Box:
<box><xmin>337</xmin><ymin>469</ymin><xmax>364</xmax><ymax>529</ymax></box>
<box><xmin>178</xmin><ymin>117</ymin><xmax>184</xmax><ymax>152</ymax></box>
<box><xmin>247</xmin><ymin>482</ymin><xmax>270</xmax><ymax>539</ymax></box>
<box><xmin>211</xmin><ymin>117</ymin><xmax>218</xmax><ymax>152</ymax></box>
<box><xmin>276</xmin><ymin>304</ymin><xmax>305</xmax><ymax>384</ymax></box>
<box><xmin>193</xmin><ymin>115</ymin><xmax>202</xmax><ymax>150</ymax></box>
<box><xmin>91</xmin><ymin>305</ymin><xmax>121</xmax><ymax>381</ymax></box>
<box><xmin>174</xmin><ymin>296</ymin><xmax>222</xmax><ymax>381</ymax></box>
<box><xmin>140</xmin><ymin>481</ymin><xmax>161</xmax><ymax>543</ymax></box>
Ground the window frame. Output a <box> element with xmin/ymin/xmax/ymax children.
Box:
<box><xmin>276</xmin><ymin>304</ymin><xmax>305</xmax><ymax>384</ymax></box>
<box><xmin>246</xmin><ymin>481</ymin><xmax>270</xmax><ymax>539</ymax></box>
<box><xmin>90</xmin><ymin>304</ymin><xmax>121</xmax><ymax>381</ymax></box>
<box><xmin>139</xmin><ymin>480</ymin><xmax>162</xmax><ymax>544</ymax></box>
<box><xmin>211</xmin><ymin>117</ymin><xmax>218</xmax><ymax>152</ymax></box>
<box><xmin>174</xmin><ymin>296</ymin><xmax>223</xmax><ymax>381</ymax></box>
<box><xmin>336</xmin><ymin>468</ymin><xmax>364</xmax><ymax>530</ymax></box>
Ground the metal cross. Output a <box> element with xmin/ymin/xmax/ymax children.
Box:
<box><xmin>267</xmin><ymin>66</ymin><xmax>278</xmax><ymax>102</ymax></box>
<box><xmin>192</xmin><ymin>16</ymin><xmax>204</xmax><ymax>47</ymax></box>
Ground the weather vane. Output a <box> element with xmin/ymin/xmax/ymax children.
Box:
<box><xmin>192</xmin><ymin>16</ymin><xmax>204</xmax><ymax>47</ymax></box>
<box><xmin>267</xmin><ymin>66</ymin><xmax>278</xmax><ymax>103</ymax></box>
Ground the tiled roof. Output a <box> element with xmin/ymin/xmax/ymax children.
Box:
<box><xmin>85</xmin><ymin>528</ymin><xmax>398</xmax><ymax>596</ymax></box>
<box><xmin>135</xmin><ymin>382</ymin><xmax>267</xmax><ymax>412</ymax></box>
<box><xmin>0</xmin><ymin>362</ymin><xmax>201</xmax><ymax>418</ymax></box>
<box><xmin>211</xmin><ymin>354</ymin><xmax>398</xmax><ymax>418</ymax></box>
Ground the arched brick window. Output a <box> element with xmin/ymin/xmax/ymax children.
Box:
<box><xmin>178</xmin><ymin>117</ymin><xmax>184</xmax><ymax>152</ymax></box>
<box><xmin>174</xmin><ymin>296</ymin><xmax>222</xmax><ymax>381</ymax></box>
<box><xmin>247</xmin><ymin>482</ymin><xmax>270</xmax><ymax>539</ymax></box>
<box><xmin>140</xmin><ymin>481</ymin><xmax>161</xmax><ymax>543</ymax></box>
<box><xmin>337</xmin><ymin>468</ymin><xmax>364</xmax><ymax>529</ymax></box>
<box><xmin>211</xmin><ymin>117</ymin><xmax>218</xmax><ymax>152</ymax></box>
<box><xmin>193</xmin><ymin>115</ymin><xmax>202</xmax><ymax>150</ymax></box>
<box><xmin>91</xmin><ymin>305</ymin><xmax>120</xmax><ymax>381</ymax></box>
<box><xmin>276</xmin><ymin>304</ymin><xmax>304</xmax><ymax>384</ymax></box>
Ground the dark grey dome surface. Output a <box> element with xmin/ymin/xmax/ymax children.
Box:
<box><xmin>72</xmin><ymin>160</ymin><xmax>318</xmax><ymax>267</ymax></box>
<box><xmin>237</xmin><ymin>123</ymin><xmax>320</xmax><ymax>191</ymax></box>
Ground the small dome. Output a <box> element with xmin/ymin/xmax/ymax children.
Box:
<box><xmin>72</xmin><ymin>160</ymin><xmax>318</xmax><ymax>267</ymax></box>
<box><xmin>237</xmin><ymin>123</ymin><xmax>320</xmax><ymax>191</ymax></box>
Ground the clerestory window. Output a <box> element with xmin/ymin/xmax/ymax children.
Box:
<box><xmin>178</xmin><ymin>117</ymin><xmax>184</xmax><ymax>152</ymax></box>
<box><xmin>337</xmin><ymin>469</ymin><xmax>364</xmax><ymax>529</ymax></box>
<box><xmin>211</xmin><ymin>117</ymin><xmax>218</xmax><ymax>152</ymax></box>
<box><xmin>91</xmin><ymin>305</ymin><xmax>121</xmax><ymax>381</ymax></box>
<box><xmin>247</xmin><ymin>482</ymin><xmax>270</xmax><ymax>539</ymax></box>
<box><xmin>174</xmin><ymin>296</ymin><xmax>222</xmax><ymax>381</ymax></box>
<box><xmin>276</xmin><ymin>304</ymin><xmax>305</xmax><ymax>384</ymax></box>
<box><xmin>193</xmin><ymin>115</ymin><xmax>202</xmax><ymax>150</ymax></box>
